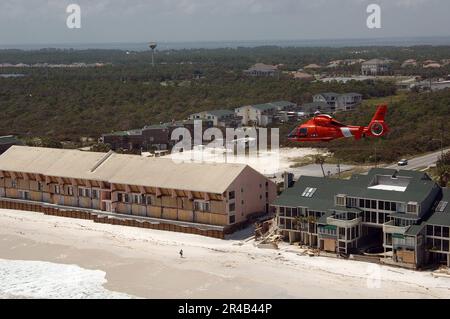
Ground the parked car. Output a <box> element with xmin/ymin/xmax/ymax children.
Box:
<box><xmin>398</xmin><ymin>159</ymin><xmax>409</xmax><ymax>166</ymax></box>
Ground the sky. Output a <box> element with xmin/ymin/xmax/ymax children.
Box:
<box><xmin>0</xmin><ymin>0</ymin><xmax>449</xmax><ymax>45</ymax></box>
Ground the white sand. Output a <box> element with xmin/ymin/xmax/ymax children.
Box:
<box><xmin>165</xmin><ymin>147</ymin><xmax>326</xmax><ymax>176</ymax></box>
<box><xmin>0</xmin><ymin>209</ymin><xmax>449</xmax><ymax>299</ymax></box>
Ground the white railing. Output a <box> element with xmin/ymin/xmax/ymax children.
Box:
<box><xmin>383</xmin><ymin>220</ymin><xmax>409</xmax><ymax>235</ymax></box>
<box><xmin>327</xmin><ymin>216</ymin><xmax>362</xmax><ymax>228</ymax></box>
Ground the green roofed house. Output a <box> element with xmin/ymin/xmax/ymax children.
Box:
<box><xmin>272</xmin><ymin>168</ymin><xmax>450</xmax><ymax>269</ymax></box>
<box><xmin>235</xmin><ymin>101</ymin><xmax>297</xmax><ymax>126</ymax></box>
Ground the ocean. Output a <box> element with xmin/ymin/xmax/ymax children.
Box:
<box><xmin>0</xmin><ymin>259</ymin><xmax>133</xmax><ymax>299</ymax></box>
<box><xmin>1</xmin><ymin>36</ymin><xmax>450</xmax><ymax>51</ymax></box>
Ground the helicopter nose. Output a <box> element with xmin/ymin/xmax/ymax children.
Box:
<box><xmin>287</xmin><ymin>129</ymin><xmax>298</xmax><ymax>139</ymax></box>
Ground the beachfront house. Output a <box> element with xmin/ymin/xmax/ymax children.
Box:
<box><xmin>0</xmin><ymin>146</ymin><xmax>277</xmax><ymax>238</ymax></box>
<box><xmin>272</xmin><ymin>168</ymin><xmax>449</xmax><ymax>269</ymax></box>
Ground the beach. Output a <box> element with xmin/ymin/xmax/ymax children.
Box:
<box><xmin>0</xmin><ymin>208</ymin><xmax>449</xmax><ymax>299</ymax></box>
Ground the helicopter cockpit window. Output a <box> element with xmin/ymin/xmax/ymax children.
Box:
<box><xmin>299</xmin><ymin>128</ymin><xmax>308</xmax><ymax>137</ymax></box>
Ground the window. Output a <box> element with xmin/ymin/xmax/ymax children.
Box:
<box><xmin>346</xmin><ymin>197</ymin><xmax>357</xmax><ymax>208</ymax></box>
<box><xmin>92</xmin><ymin>189</ymin><xmax>99</xmax><ymax>200</ymax></box>
<box><xmin>385</xmin><ymin>201</ymin><xmax>390</xmax><ymax>211</ymax></box>
<box><xmin>336</xmin><ymin>195</ymin><xmax>346</xmax><ymax>207</ymax></box>
<box><xmin>38</xmin><ymin>182</ymin><xmax>43</xmax><ymax>191</ymax></box>
<box><xmin>55</xmin><ymin>185</ymin><xmax>61</xmax><ymax>194</ymax></box>
<box><xmin>371</xmin><ymin>200</ymin><xmax>377</xmax><ymax>209</ymax></box>
<box><xmin>407</xmin><ymin>202</ymin><xmax>418</xmax><ymax>214</ymax></box>
<box><xmin>265</xmin><ymin>192</ymin><xmax>269</xmax><ymax>199</ymax></box>
<box><xmin>443</xmin><ymin>227</ymin><xmax>449</xmax><ymax>238</ymax></box>
<box><xmin>286</xmin><ymin>208</ymin><xmax>292</xmax><ymax>217</ymax></box>
<box><xmin>427</xmin><ymin>225</ymin><xmax>433</xmax><ymax>236</ymax></box>
<box><xmin>145</xmin><ymin>195</ymin><xmax>152</xmax><ymax>205</ymax></box>
<box><xmin>67</xmin><ymin>186</ymin><xmax>74</xmax><ymax>196</ymax></box>
<box><xmin>443</xmin><ymin>240</ymin><xmax>449</xmax><ymax>252</ymax></box>
<box><xmin>132</xmin><ymin>194</ymin><xmax>141</xmax><ymax>204</ymax></box>
<box><xmin>364</xmin><ymin>211</ymin><xmax>370</xmax><ymax>223</ymax></box>
<box><xmin>299</xmin><ymin>128</ymin><xmax>308</xmax><ymax>137</ymax></box>
<box><xmin>19</xmin><ymin>190</ymin><xmax>29</xmax><ymax>200</ymax></box>
<box><xmin>228</xmin><ymin>191</ymin><xmax>235</xmax><ymax>200</ymax></box>
<box><xmin>302</xmin><ymin>187</ymin><xmax>317</xmax><ymax>198</ymax></box>
<box><xmin>229</xmin><ymin>203</ymin><xmax>235</xmax><ymax>212</ymax></box>
<box><xmin>434</xmin><ymin>226</ymin><xmax>442</xmax><ymax>237</ymax></box>
<box><xmin>279</xmin><ymin>207</ymin><xmax>285</xmax><ymax>216</ymax></box>
<box><xmin>391</xmin><ymin>202</ymin><xmax>397</xmax><ymax>211</ymax></box>
<box><xmin>117</xmin><ymin>193</ymin><xmax>129</xmax><ymax>203</ymax></box>
<box><xmin>359</xmin><ymin>199</ymin><xmax>365</xmax><ymax>208</ymax></box>
<box><xmin>371</xmin><ymin>211</ymin><xmax>377</xmax><ymax>223</ymax></box>
<box><xmin>291</xmin><ymin>208</ymin><xmax>298</xmax><ymax>217</ymax></box>
<box><xmin>379</xmin><ymin>201</ymin><xmax>385</xmax><ymax>210</ymax></box>
<box><xmin>229</xmin><ymin>215</ymin><xmax>235</xmax><ymax>224</ymax></box>
<box><xmin>79</xmin><ymin>188</ymin><xmax>91</xmax><ymax>198</ymax></box>
<box><xmin>437</xmin><ymin>201</ymin><xmax>448</xmax><ymax>212</ymax></box>
<box><xmin>194</xmin><ymin>201</ymin><xmax>210</xmax><ymax>212</ymax></box>
<box><xmin>286</xmin><ymin>219</ymin><xmax>292</xmax><ymax>230</ymax></box>
<box><xmin>11</xmin><ymin>179</ymin><xmax>17</xmax><ymax>188</ymax></box>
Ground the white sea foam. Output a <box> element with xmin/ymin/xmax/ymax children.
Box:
<box><xmin>0</xmin><ymin>259</ymin><xmax>132</xmax><ymax>299</ymax></box>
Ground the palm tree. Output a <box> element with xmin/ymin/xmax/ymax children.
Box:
<box><xmin>314</xmin><ymin>154</ymin><xmax>326</xmax><ymax>178</ymax></box>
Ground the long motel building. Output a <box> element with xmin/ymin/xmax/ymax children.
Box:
<box><xmin>272</xmin><ymin>168</ymin><xmax>450</xmax><ymax>269</ymax></box>
<box><xmin>0</xmin><ymin>146</ymin><xmax>277</xmax><ymax>234</ymax></box>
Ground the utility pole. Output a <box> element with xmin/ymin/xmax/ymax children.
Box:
<box><xmin>374</xmin><ymin>144</ymin><xmax>378</xmax><ymax>168</ymax></box>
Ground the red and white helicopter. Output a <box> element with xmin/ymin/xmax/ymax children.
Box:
<box><xmin>288</xmin><ymin>104</ymin><xmax>389</xmax><ymax>142</ymax></box>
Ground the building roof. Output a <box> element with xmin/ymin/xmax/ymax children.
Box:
<box><xmin>246</xmin><ymin>63</ymin><xmax>278</xmax><ymax>72</ymax></box>
<box><xmin>191</xmin><ymin>109</ymin><xmax>235</xmax><ymax>118</ymax></box>
<box><xmin>300</xmin><ymin>102</ymin><xmax>333</xmax><ymax>113</ymax></box>
<box><xmin>304</xmin><ymin>64</ymin><xmax>322</xmax><ymax>69</ymax></box>
<box><xmin>143</xmin><ymin>124</ymin><xmax>170</xmax><ymax>130</ymax></box>
<box><xmin>426</xmin><ymin>188</ymin><xmax>450</xmax><ymax>226</ymax></box>
<box><xmin>315</xmin><ymin>92</ymin><xmax>340</xmax><ymax>99</ymax></box>
<box><xmin>362</xmin><ymin>59</ymin><xmax>391</xmax><ymax>65</ymax></box>
<box><xmin>272</xmin><ymin>168</ymin><xmax>439</xmax><ymax>211</ymax></box>
<box><xmin>405</xmin><ymin>223</ymin><xmax>425</xmax><ymax>236</ymax></box>
<box><xmin>0</xmin><ymin>135</ymin><xmax>22</xmax><ymax>145</ymax></box>
<box><xmin>0</xmin><ymin>146</ymin><xmax>251</xmax><ymax>194</ymax></box>
<box><xmin>250</xmin><ymin>101</ymin><xmax>295</xmax><ymax>111</ymax></box>
<box><xmin>340</xmin><ymin>92</ymin><xmax>363</xmax><ymax>98</ymax></box>
<box><xmin>292</xmin><ymin>71</ymin><xmax>314</xmax><ymax>80</ymax></box>
<box><xmin>103</xmin><ymin>129</ymin><xmax>143</xmax><ymax>137</ymax></box>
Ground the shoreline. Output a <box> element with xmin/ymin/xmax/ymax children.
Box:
<box><xmin>0</xmin><ymin>209</ymin><xmax>449</xmax><ymax>299</ymax></box>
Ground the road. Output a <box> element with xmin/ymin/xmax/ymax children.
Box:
<box><xmin>385</xmin><ymin>148</ymin><xmax>450</xmax><ymax>171</ymax></box>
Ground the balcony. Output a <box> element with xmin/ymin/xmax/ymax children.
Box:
<box><xmin>383</xmin><ymin>220</ymin><xmax>409</xmax><ymax>235</ymax></box>
<box><xmin>327</xmin><ymin>216</ymin><xmax>361</xmax><ymax>228</ymax></box>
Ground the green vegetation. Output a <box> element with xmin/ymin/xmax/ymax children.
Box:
<box><xmin>0</xmin><ymin>46</ymin><xmax>449</xmax><ymax>164</ymax></box>
<box><xmin>431</xmin><ymin>151</ymin><xmax>450</xmax><ymax>187</ymax></box>
<box><xmin>316</xmin><ymin>90</ymin><xmax>449</xmax><ymax>164</ymax></box>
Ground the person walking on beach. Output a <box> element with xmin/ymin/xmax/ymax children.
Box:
<box><xmin>179</xmin><ymin>249</ymin><xmax>183</xmax><ymax>258</ymax></box>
